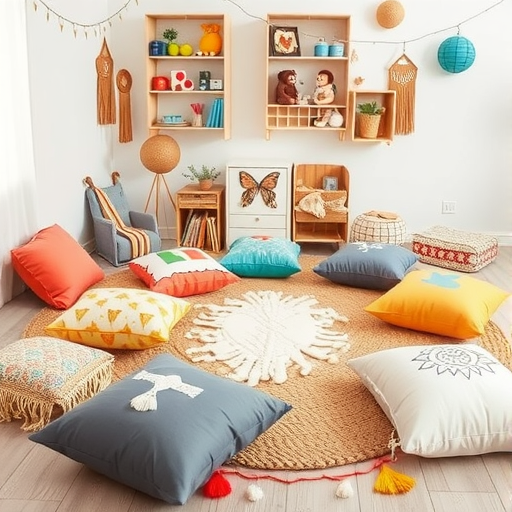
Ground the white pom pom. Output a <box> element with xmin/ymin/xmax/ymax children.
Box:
<box><xmin>335</xmin><ymin>479</ymin><xmax>354</xmax><ymax>498</ymax></box>
<box><xmin>246</xmin><ymin>484</ymin><xmax>264</xmax><ymax>502</ymax></box>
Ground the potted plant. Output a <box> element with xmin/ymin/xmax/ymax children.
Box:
<box><xmin>163</xmin><ymin>28</ymin><xmax>179</xmax><ymax>56</ymax></box>
<box><xmin>356</xmin><ymin>101</ymin><xmax>385</xmax><ymax>139</ymax></box>
<box><xmin>182</xmin><ymin>165</ymin><xmax>220</xmax><ymax>190</ymax></box>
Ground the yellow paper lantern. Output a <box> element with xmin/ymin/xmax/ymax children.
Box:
<box><xmin>376</xmin><ymin>0</ymin><xmax>405</xmax><ymax>29</ymax></box>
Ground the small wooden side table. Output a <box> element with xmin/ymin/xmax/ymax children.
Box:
<box><xmin>176</xmin><ymin>184</ymin><xmax>225</xmax><ymax>252</ymax></box>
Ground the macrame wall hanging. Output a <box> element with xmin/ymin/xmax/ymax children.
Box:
<box><xmin>388</xmin><ymin>54</ymin><xmax>418</xmax><ymax>135</ymax></box>
<box><xmin>95</xmin><ymin>38</ymin><xmax>116</xmax><ymax>125</ymax></box>
<box><xmin>116</xmin><ymin>69</ymin><xmax>133</xmax><ymax>143</ymax></box>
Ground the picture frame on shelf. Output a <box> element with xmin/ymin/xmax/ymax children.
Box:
<box><xmin>323</xmin><ymin>176</ymin><xmax>338</xmax><ymax>191</ymax></box>
<box><xmin>270</xmin><ymin>26</ymin><xmax>301</xmax><ymax>57</ymax></box>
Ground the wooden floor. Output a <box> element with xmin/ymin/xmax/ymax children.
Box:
<box><xmin>0</xmin><ymin>244</ymin><xmax>511</xmax><ymax>512</ymax></box>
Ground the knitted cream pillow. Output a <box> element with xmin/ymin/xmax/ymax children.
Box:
<box><xmin>0</xmin><ymin>336</ymin><xmax>113</xmax><ymax>431</ymax></box>
<box><xmin>45</xmin><ymin>288</ymin><xmax>191</xmax><ymax>350</ymax></box>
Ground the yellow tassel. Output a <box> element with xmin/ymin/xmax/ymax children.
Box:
<box><xmin>374</xmin><ymin>464</ymin><xmax>415</xmax><ymax>495</ymax></box>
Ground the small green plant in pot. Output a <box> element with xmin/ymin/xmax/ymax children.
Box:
<box><xmin>182</xmin><ymin>165</ymin><xmax>220</xmax><ymax>190</ymax></box>
<box><xmin>356</xmin><ymin>101</ymin><xmax>385</xmax><ymax>138</ymax></box>
<box><xmin>356</xmin><ymin>101</ymin><xmax>385</xmax><ymax>115</ymax></box>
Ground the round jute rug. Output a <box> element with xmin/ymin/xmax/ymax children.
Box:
<box><xmin>23</xmin><ymin>255</ymin><xmax>511</xmax><ymax>470</ymax></box>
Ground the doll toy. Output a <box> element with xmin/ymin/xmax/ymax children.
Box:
<box><xmin>312</xmin><ymin>69</ymin><xmax>336</xmax><ymax>127</ymax></box>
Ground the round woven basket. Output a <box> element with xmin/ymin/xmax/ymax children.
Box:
<box><xmin>198</xmin><ymin>179</ymin><xmax>213</xmax><ymax>191</ymax></box>
<box><xmin>376</xmin><ymin>0</ymin><xmax>405</xmax><ymax>29</ymax></box>
<box><xmin>350</xmin><ymin>212</ymin><xmax>406</xmax><ymax>245</ymax></box>
<box><xmin>356</xmin><ymin>113</ymin><xmax>381</xmax><ymax>139</ymax></box>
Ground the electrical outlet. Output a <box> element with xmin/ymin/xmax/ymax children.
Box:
<box><xmin>441</xmin><ymin>200</ymin><xmax>457</xmax><ymax>214</ymax></box>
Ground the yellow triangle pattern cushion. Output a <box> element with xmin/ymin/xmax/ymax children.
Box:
<box><xmin>45</xmin><ymin>288</ymin><xmax>191</xmax><ymax>350</ymax></box>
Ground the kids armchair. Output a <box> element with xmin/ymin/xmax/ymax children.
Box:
<box><xmin>84</xmin><ymin>172</ymin><xmax>161</xmax><ymax>266</ymax></box>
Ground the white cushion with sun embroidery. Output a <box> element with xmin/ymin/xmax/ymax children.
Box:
<box><xmin>348</xmin><ymin>344</ymin><xmax>512</xmax><ymax>457</ymax></box>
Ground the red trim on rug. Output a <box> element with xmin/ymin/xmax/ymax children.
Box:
<box><xmin>218</xmin><ymin>455</ymin><xmax>392</xmax><ymax>484</ymax></box>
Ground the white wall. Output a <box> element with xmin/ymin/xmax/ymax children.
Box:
<box><xmin>26</xmin><ymin>0</ymin><xmax>512</xmax><ymax>246</ymax></box>
<box><xmin>25</xmin><ymin>1</ymin><xmax>114</xmax><ymax>245</ymax></box>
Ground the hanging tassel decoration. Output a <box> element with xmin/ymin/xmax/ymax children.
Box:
<box><xmin>116</xmin><ymin>69</ymin><xmax>133</xmax><ymax>143</ymax></box>
<box><xmin>96</xmin><ymin>38</ymin><xmax>116</xmax><ymax>125</ymax></box>
<box><xmin>374</xmin><ymin>464</ymin><xmax>415</xmax><ymax>494</ymax></box>
<box><xmin>203</xmin><ymin>470</ymin><xmax>232</xmax><ymax>499</ymax></box>
<box><xmin>388</xmin><ymin>53</ymin><xmax>418</xmax><ymax>135</ymax></box>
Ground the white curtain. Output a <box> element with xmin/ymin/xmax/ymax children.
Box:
<box><xmin>0</xmin><ymin>0</ymin><xmax>38</xmax><ymax>307</ymax></box>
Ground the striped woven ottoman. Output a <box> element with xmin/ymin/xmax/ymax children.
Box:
<box><xmin>412</xmin><ymin>225</ymin><xmax>498</xmax><ymax>272</ymax></box>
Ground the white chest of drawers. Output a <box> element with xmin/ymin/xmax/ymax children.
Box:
<box><xmin>225</xmin><ymin>162</ymin><xmax>292</xmax><ymax>247</ymax></box>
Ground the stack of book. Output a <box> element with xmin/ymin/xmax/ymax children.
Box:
<box><xmin>180</xmin><ymin>210</ymin><xmax>220</xmax><ymax>252</ymax></box>
<box><xmin>205</xmin><ymin>98</ymin><xmax>224</xmax><ymax>128</ymax></box>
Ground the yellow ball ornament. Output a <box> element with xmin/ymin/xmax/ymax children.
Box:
<box><xmin>179</xmin><ymin>44</ymin><xmax>193</xmax><ymax>56</ymax></box>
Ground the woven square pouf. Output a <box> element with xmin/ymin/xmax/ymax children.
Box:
<box><xmin>412</xmin><ymin>225</ymin><xmax>498</xmax><ymax>272</ymax></box>
<box><xmin>350</xmin><ymin>211</ymin><xmax>407</xmax><ymax>245</ymax></box>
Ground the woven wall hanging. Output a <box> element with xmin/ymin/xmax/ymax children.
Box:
<box><xmin>116</xmin><ymin>69</ymin><xmax>133</xmax><ymax>143</ymax></box>
<box><xmin>388</xmin><ymin>54</ymin><xmax>418</xmax><ymax>135</ymax></box>
<box><xmin>95</xmin><ymin>38</ymin><xmax>116</xmax><ymax>125</ymax></box>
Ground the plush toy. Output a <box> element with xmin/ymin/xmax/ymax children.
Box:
<box><xmin>275</xmin><ymin>70</ymin><xmax>299</xmax><ymax>105</ymax></box>
<box><xmin>313</xmin><ymin>69</ymin><xmax>336</xmax><ymax>105</ymax></box>
<box><xmin>199</xmin><ymin>24</ymin><xmax>222</xmax><ymax>55</ymax></box>
<box><xmin>313</xmin><ymin>69</ymin><xmax>336</xmax><ymax>127</ymax></box>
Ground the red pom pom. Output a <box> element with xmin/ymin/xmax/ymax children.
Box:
<box><xmin>203</xmin><ymin>470</ymin><xmax>232</xmax><ymax>499</ymax></box>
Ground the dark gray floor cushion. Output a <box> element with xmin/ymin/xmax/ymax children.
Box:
<box><xmin>313</xmin><ymin>241</ymin><xmax>418</xmax><ymax>290</ymax></box>
<box><xmin>30</xmin><ymin>353</ymin><xmax>292</xmax><ymax>505</ymax></box>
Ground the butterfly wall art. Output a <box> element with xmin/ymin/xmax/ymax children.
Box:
<box><xmin>239</xmin><ymin>171</ymin><xmax>280</xmax><ymax>208</ymax></box>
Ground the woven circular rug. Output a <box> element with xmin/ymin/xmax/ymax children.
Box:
<box><xmin>23</xmin><ymin>255</ymin><xmax>511</xmax><ymax>470</ymax></box>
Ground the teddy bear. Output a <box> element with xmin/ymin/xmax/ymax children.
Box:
<box><xmin>275</xmin><ymin>69</ymin><xmax>299</xmax><ymax>105</ymax></box>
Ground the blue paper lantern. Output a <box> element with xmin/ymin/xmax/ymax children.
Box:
<box><xmin>437</xmin><ymin>35</ymin><xmax>476</xmax><ymax>73</ymax></box>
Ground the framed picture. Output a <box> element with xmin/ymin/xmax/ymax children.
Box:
<box><xmin>270</xmin><ymin>26</ymin><xmax>301</xmax><ymax>57</ymax></box>
<box><xmin>323</xmin><ymin>176</ymin><xmax>338</xmax><ymax>191</ymax></box>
